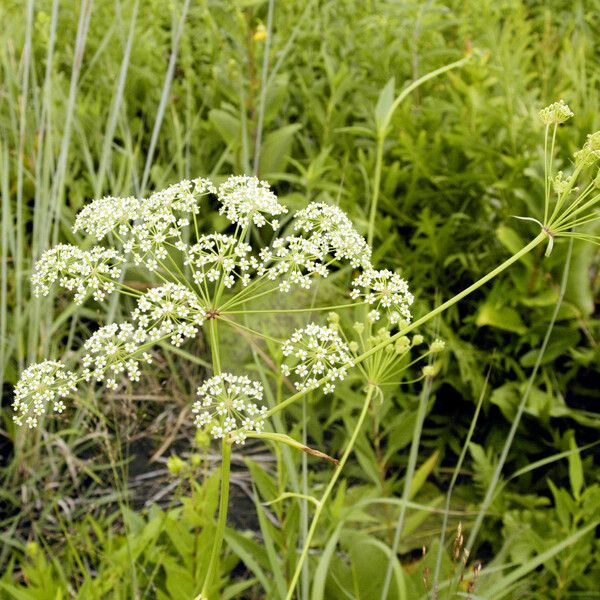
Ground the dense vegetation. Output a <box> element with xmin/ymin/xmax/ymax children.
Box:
<box><xmin>0</xmin><ymin>1</ymin><xmax>598</xmax><ymax>598</ymax></box>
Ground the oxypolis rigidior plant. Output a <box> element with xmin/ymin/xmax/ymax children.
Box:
<box><xmin>12</xmin><ymin>103</ymin><xmax>600</xmax><ymax>598</ymax></box>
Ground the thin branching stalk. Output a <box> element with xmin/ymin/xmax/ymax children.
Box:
<box><xmin>268</xmin><ymin>231</ymin><xmax>547</xmax><ymax>419</ymax></box>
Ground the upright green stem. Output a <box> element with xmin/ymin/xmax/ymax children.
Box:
<box><xmin>200</xmin><ymin>440</ymin><xmax>232</xmax><ymax>599</ymax></box>
<box><xmin>268</xmin><ymin>232</ymin><xmax>547</xmax><ymax>420</ymax></box>
<box><xmin>208</xmin><ymin>319</ymin><xmax>221</xmax><ymax>374</ymax></box>
<box><xmin>285</xmin><ymin>386</ymin><xmax>375</xmax><ymax>600</ymax></box>
<box><xmin>199</xmin><ymin>318</ymin><xmax>232</xmax><ymax>599</ymax></box>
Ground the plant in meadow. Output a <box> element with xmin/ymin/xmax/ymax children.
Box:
<box><xmin>12</xmin><ymin>101</ymin><xmax>600</xmax><ymax>599</ymax></box>
<box><xmin>13</xmin><ymin>173</ymin><xmax>412</xmax><ymax>597</ymax></box>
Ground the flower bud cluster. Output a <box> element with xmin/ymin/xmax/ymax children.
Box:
<box><xmin>574</xmin><ymin>131</ymin><xmax>600</xmax><ymax>167</ymax></box>
<box><xmin>350</xmin><ymin>268</ymin><xmax>414</xmax><ymax>324</ymax></box>
<box><xmin>192</xmin><ymin>373</ymin><xmax>267</xmax><ymax>444</ymax></box>
<box><xmin>281</xmin><ymin>323</ymin><xmax>353</xmax><ymax>393</ymax></box>
<box><xmin>82</xmin><ymin>323</ymin><xmax>151</xmax><ymax>390</ymax></box>
<box><xmin>132</xmin><ymin>283</ymin><xmax>206</xmax><ymax>347</ymax></box>
<box><xmin>218</xmin><ymin>176</ymin><xmax>287</xmax><ymax>229</ymax></box>
<box><xmin>538</xmin><ymin>100</ymin><xmax>574</xmax><ymax>125</ymax></box>
<box><xmin>32</xmin><ymin>244</ymin><xmax>125</xmax><ymax>303</ymax></box>
<box><xmin>12</xmin><ymin>361</ymin><xmax>77</xmax><ymax>428</ymax></box>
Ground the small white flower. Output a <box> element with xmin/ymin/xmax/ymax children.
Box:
<box><xmin>217</xmin><ymin>175</ymin><xmax>288</xmax><ymax>229</ymax></box>
<box><xmin>258</xmin><ymin>235</ymin><xmax>328</xmax><ymax>292</ymax></box>
<box><xmin>282</xmin><ymin>323</ymin><xmax>353</xmax><ymax>393</ymax></box>
<box><xmin>132</xmin><ymin>283</ymin><xmax>206</xmax><ymax>346</ymax></box>
<box><xmin>74</xmin><ymin>196</ymin><xmax>141</xmax><ymax>240</ymax></box>
<box><xmin>351</xmin><ymin>269</ymin><xmax>414</xmax><ymax>325</ymax></box>
<box><xmin>192</xmin><ymin>373</ymin><xmax>267</xmax><ymax>444</ymax></box>
<box><xmin>12</xmin><ymin>361</ymin><xmax>77</xmax><ymax>428</ymax></box>
<box><xmin>293</xmin><ymin>202</ymin><xmax>372</xmax><ymax>269</ymax></box>
<box><xmin>184</xmin><ymin>234</ymin><xmax>256</xmax><ymax>289</ymax></box>
<box><xmin>82</xmin><ymin>323</ymin><xmax>151</xmax><ymax>390</ymax></box>
<box><xmin>32</xmin><ymin>244</ymin><xmax>125</xmax><ymax>303</ymax></box>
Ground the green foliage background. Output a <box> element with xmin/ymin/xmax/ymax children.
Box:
<box><xmin>0</xmin><ymin>0</ymin><xmax>598</xmax><ymax>598</ymax></box>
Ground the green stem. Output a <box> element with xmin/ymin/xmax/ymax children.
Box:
<box><xmin>208</xmin><ymin>319</ymin><xmax>221</xmax><ymax>374</ymax></box>
<box><xmin>200</xmin><ymin>440</ymin><xmax>232</xmax><ymax>599</ymax></box>
<box><xmin>267</xmin><ymin>232</ymin><xmax>546</xmax><ymax>420</ymax></box>
<box><xmin>285</xmin><ymin>386</ymin><xmax>375</xmax><ymax>600</ymax></box>
<box><xmin>198</xmin><ymin>318</ymin><xmax>231</xmax><ymax>599</ymax></box>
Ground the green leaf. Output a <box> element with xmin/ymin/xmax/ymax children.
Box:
<box><xmin>375</xmin><ymin>78</ymin><xmax>395</xmax><ymax>134</ymax></box>
<box><xmin>258</xmin><ymin>124</ymin><xmax>302</xmax><ymax>177</ymax></box>
<box><xmin>209</xmin><ymin>108</ymin><xmax>240</xmax><ymax>146</ymax></box>
<box><xmin>409</xmin><ymin>451</ymin><xmax>439</xmax><ymax>500</ymax></box>
<box><xmin>567</xmin><ymin>431</ymin><xmax>584</xmax><ymax>500</ymax></box>
<box><xmin>496</xmin><ymin>226</ymin><xmax>533</xmax><ymax>267</ymax></box>
<box><xmin>476</xmin><ymin>301</ymin><xmax>527</xmax><ymax>334</ymax></box>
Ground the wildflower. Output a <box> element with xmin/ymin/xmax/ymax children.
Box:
<box><xmin>192</xmin><ymin>373</ymin><xmax>267</xmax><ymax>444</ymax></box>
<box><xmin>281</xmin><ymin>323</ymin><xmax>353</xmax><ymax>393</ymax></box>
<box><xmin>12</xmin><ymin>361</ymin><xmax>77</xmax><ymax>428</ymax></box>
<box><xmin>350</xmin><ymin>268</ymin><xmax>414</xmax><ymax>325</ymax></box>
<box><xmin>185</xmin><ymin>234</ymin><xmax>255</xmax><ymax>289</ymax></box>
<box><xmin>538</xmin><ymin>100</ymin><xmax>574</xmax><ymax>125</ymax></box>
<box><xmin>82</xmin><ymin>322</ymin><xmax>151</xmax><ymax>390</ymax></box>
<box><xmin>258</xmin><ymin>235</ymin><xmax>328</xmax><ymax>291</ymax></box>
<box><xmin>132</xmin><ymin>283</ymin><xmax>206</xmax><ymax>346</ymax></box>
<box><xmin>32</xmin><ymin>244</ymin><xmax>125</xmax><ymax>303</ymax></box>
<box><xmin>74</xmin><ymin>196</ymin><xmax>141</xmax><ymax>240</ymax></box>
<box><xmin>293</xmin><ymin>203</ymin><xmax>372</xmax><ymax>268</ymax></box>
<box><xmin>218</xmin><ymin>175</ymin><xmax>287</xmax><ymax>229</ymax></box>
<box><xmin>118</xmin><ymin>178</ymin><xmax>216</xmax><ymax>270</ymax></box>
<box><xmin>422</xmin><ymin>365</ymin><xmax>436</xmax><ymax>377</ymax></box>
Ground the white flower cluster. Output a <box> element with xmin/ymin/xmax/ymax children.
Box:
<box><xmin>74</xmin><ymin>178</ymin><xmax>215</xmax><ymax>246</ymax></box>
<box><xmin>218</xmin><ymin>175</ymin><xmax>288</xmax><ymax>229</ymax></box>
<box><xmin>12</xmin><ymin>361</ymin><xmax>77</xmax><ymax>428</ymax></box>
<box><xmin>192</xmin><ymin>373</ymin><xmax>267</xmax><ymax>444</ymax></box>
<box><xmin>82</xmin><ymin>323</ymin><xmax>151</xmax><ymax>390</ymax></box>
<box><xmin>281</xmin><ymin>323</ymin><xmax>353</xmax><ymax>393</ymax></box>
<box><xmin>124</xmin><ymin>178</ymin><xmax>216</xmax><ymax>271</ymax></box>
<box><xmin>257</xmin><ymin>235</ymin><xmax>329</xmax><ymax>292</ymax></box>
<box><xmin>32</xmin><ymin>244</ymin><xmax>125</xmax><ymax>303</ymax></box>
<box><xmin>184</xmin><ymin>234</ymin><xmax>256</xmax><ymax>289</ymax></box>
<box><xmin>74</xmin><ymin>196</ymin><xmax>141</xmax><ymax>240</ymax></box>
<box><xmin>293</xmin><ymin>203</ymin><xmax>372</xmax><ymax>268</ymax></box>
<box><xmin>351</xmin><ymin>269</ymin><xmax>414</xmax><ymax>324</ymax></box>
<box><xmin>132</xmin><ymin>283</ymin><xmax>206</xmax><ymax>346</ymax></box>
